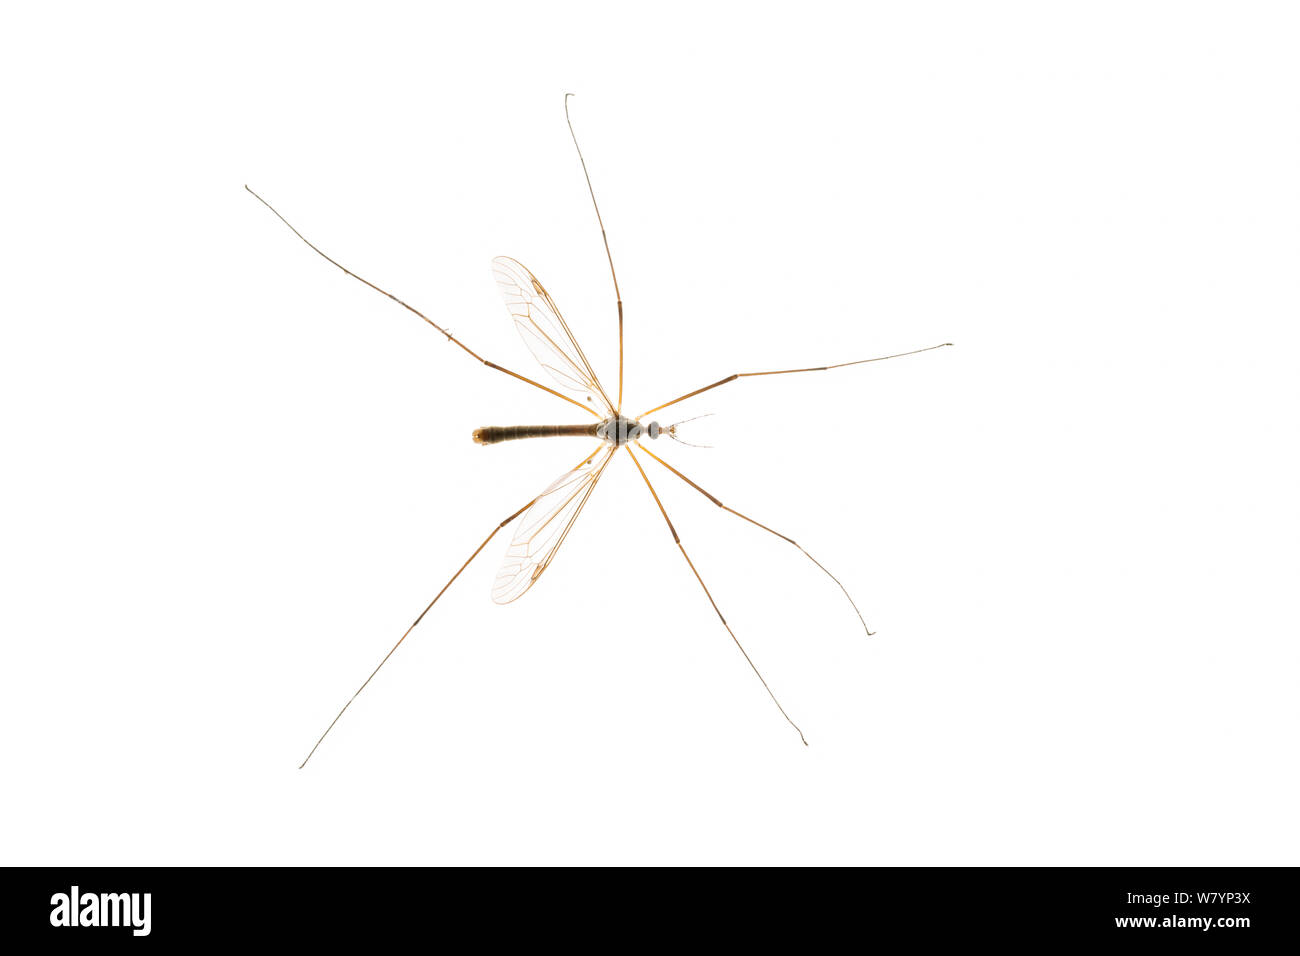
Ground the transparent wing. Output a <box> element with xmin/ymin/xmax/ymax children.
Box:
<box><xmin>492</xmin><ymin>446</ymin><xmax>616</xmax><ymax>605</ymax></box>
<box><xmin>492</xmin><ymin>256</ymin><xmax>615</xmax><ymax>416</ymax></box>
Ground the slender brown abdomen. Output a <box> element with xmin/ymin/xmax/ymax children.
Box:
<box><xmin>472</xmin><ymin>423</ymin><xmax>601</xmax><ymax>445</ymax></box>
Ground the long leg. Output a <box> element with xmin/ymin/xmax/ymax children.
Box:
<box><xmin>564</xmin><ymin>94</ymin><xmax>624</xmax><ymax>412</ymax></box>
<box><xmin>624</xmin><ymin>445</ymin><xmax>808</xmax><ymax>745</ymax></box>
<box><xmin>638</xmin><ymin>342</ymin><xmax>953</xmax><ymax>419</ymax></box>
<box><xmin>635</xmin><ymin>442</ymin><xmax>875</xmax><ymax>636</ymax></box>
<box><xmin>298</xmin><ymin>495</ymin><xmax>538</xmax><ymax>768</ymax></box>
<box><xmin>246</xmin><ymin>186</ymin><xmax>599</xmax><ymax>419</ymax></box>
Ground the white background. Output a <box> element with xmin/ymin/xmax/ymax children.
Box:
<box><xmin>1</xmin><ymin>2</ymin><xmax>1296</xmax><ymax>866</ymax></box>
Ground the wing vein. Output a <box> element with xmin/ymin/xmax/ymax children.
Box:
<box><xmin>491</xmin><ymin>445</ymin><xmax>616</xmax><ymax>604</ymax></box>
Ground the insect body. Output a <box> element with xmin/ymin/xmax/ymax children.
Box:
<box><xmin>248</xmin><ymin>96</ymin><xmax>950</xmax><ymax>766</ymax></box>
<box><xmin>471</xmin><ymin>415</ymin><xmax>649</xmax><ymax>446</ymax></box>
<box><xmin>595</xmin><ymin>415</ymin><xmax>643</xmax><ymax>446</ymax></box>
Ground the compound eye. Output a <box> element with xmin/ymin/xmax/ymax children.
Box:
<box><xmin>647</xmin><ymin>422</ymin><xmax>660</xmax><ymax>440</ymax></box>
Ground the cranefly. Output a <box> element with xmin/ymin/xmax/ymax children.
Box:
<box><xmin>247</xmin><ymin>96</ymin><xmax>951</xmax><ymax>766</ymax></box>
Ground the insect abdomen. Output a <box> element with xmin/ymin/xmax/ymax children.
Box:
<box><xmin>472</xmin><ymin>423</ymin><xmax>601</xmax><ymax>445</ymax></box>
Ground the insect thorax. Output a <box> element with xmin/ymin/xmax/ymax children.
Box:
<box><xmin>596</xmin><ymin>416</ymin><xmax>643</xmax><ymax>445</ymax></box>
